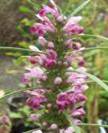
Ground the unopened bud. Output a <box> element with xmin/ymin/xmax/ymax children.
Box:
<box><xmin>38</xmin><ymin>36</ymin><xmax>47</xmax><ymax>47</ymax></box>
<box><xmin>47</xmin><ymin>42</ymin><xmax>54</xmax><ymax>48</ymax></box>
<box><xmin>54</xmin><ymin>77</ymin><xmax>62</xmax><ymax>85</ymax></box>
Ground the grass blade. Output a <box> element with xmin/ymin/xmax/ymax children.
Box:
<box><xmin>87</xmin><ymin>73</ymin><xmax>108</xmax><ymax>91</ymax></box>
<box><xmin>80</xmin><ymin>34</ymin><xmax>108</xmax><ymax>41</ymax></box>
<box><xmin>71</xmin><ymin>0</ymin><xmax>91</xmax><ymax>16</ymax></box>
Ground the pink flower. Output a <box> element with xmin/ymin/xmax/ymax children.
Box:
<box><xmin>65</xmin><ymin>40</ymin><xmax>81</xmax><ymax>50</ymax></box>
<box><xmin>28</xmin><ymin>56</ymin><xmax>39</xmax><ymax>64</ymax></box>
<box><xmin>38</xmin><ymin>5</ymin><xmax>60</xmax><ymax>18</ymax></box>
<box><xmin>47</xmin><ymin>49</ymin><xmax>57</xmax><ymax>59</ymax></box>
<box><xmin>56</xmin><ymin>92</ymin><xmax>69</xmax><ymax>110</ymax></box>
<box><xmin>67</xmin><ymin>72</ymin><xmax>87</xmax><ymax>85</ymax></box>
<box><xmin>77</xmin><ymin>57</ymin><xmax>85</xmax><ymax>67</ymax></box>
<box><xmin>72</xmin><ymin>42</ymin><xmax>81</xmax><ymax>50</ymax></box>
<box><xmin>38</xmin><ymin>36</ymin><xmax>47</xmax><ymax>47</ymax></box>
<box><xmin>65</xmin><ymin>39</ymin><xmax>73</xmax><ymax>49</ymax></box>
<box><xmin>0</xmin><ymin>115</ymin><xmax>10</xmax><ymax>125</ymax></box>
<box><xmin>27</xmin><ymin>96</ymin><xmax>45</xmax><ymax>109</ymax></box>
<box><xmin>65</xmin><ymin>53</ymin><xmax>80</xmax><ymax>65</ymax></box>
<box><xmin>40</xmin><ymin>49</ymin><xmax>57</xmax><ymax>68</ymax></box>
<box><xmin>44</xmin><ymin>59</ymin><xmax>56</xmax><ymax>68</ymax></box>
<box><xmin>26</xmin><ymin>89</ymin><xmax>46</xmax><ymax>96</ymax></box>
<box><xmin>29</xmin><ymin>114</ymin><xmax>40</xmax><ymax>121</ymax></box>
<box><xmin>63</xmin><ymin>16</ymin><xmax>83</xmax><ymax>35</ymax></box>
<box><xmin>30</xmin><ymin>23</ymin><xmax>46</xmax><ymax>36</ymax></box>
<box><xmin>63</xmin><ymin>23</ymin><xmax>84</xmax><ymax>35</ymax></box>
<box><xmin>72</xmin><ymin>108</ymin><xmax>85</xmax><ymax>117</ymax></box>
<box><xmin>30</xmin><ymin>18</ymin><xmax>55</xmax><ymax>36</ymax></box>
<box><xmin>68</xmin><ymin>91</ymin><xmax>87</xmax><ymax>104</ymax></box>
<box><xmin>28</xmin><ymin>55</ymin><xmax>44</xmax><ymax>65</ymax></box>
<box><xmin>42</xmin><ymin>17</ymin><xmax>56</xmax><ymax>32</ymax></box>
<box><xmin>23</xmin><ymin>67</ymin><xmax>46</xmax><ymax>82</ymax></box>
<box><xmin>73</xmin><ymin>85</ymin><xmax>88</xmax><ymax>93</ymax></box>
<box><xmin>26</xmin><ymin>89</ymin><xmax>47</xmax><ymax>109</ymax></box>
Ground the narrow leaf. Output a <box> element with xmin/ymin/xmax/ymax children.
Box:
<box><xmin>80</xmin><ymin>34</ymin><xmax>108</xmax><ymax>41</ymax></box>
<box><xmin>0</xmin><ymin>88</ymin><xmax>27</xmax><ymax>101</ymax></box>
<box><xmin>71</xmin><ymin>0</ymin><xmax>91</xmax><ymax>16</ymax></box>
<box><xmin>87</xmin><ymin>73</ymin><xmax>108</xmax><ymax>91</ymax></box>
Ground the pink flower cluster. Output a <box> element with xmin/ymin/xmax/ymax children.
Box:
<box><xmin>22</xmin><ymin>0</ymin><xmax>88</xmax><ymax>129</ymax></box>
<box><xmin>26</xmin><ymin>89</ymin><xmax>47</xmax><ymax>109</ymax></box>
<box><xmin>28</xmin><ymin>49</ymin><xmax>57</xmax><ymax>69</ymax></box>
<box><xmin>22</xmin><ymin>67</ymin><xmax>47</xmax><ymax>84</ymax></box>
<box><xmin>57</xmin><ymin>70</ymin><xmax>87</xmax><ymax>120</ymax></box>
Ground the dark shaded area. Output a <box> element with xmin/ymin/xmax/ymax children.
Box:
<box><xmin>0</xmin><ymin>0</ymin><xmax>22</xmax><ymax>46</ymax></box>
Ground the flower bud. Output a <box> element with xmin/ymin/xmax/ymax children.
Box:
<box><xmin>47</xmin><ymin>103</ymin><xmax>52</xmax><ymax>109</ymax></box>
<box><xmin>28</xmin><ymin>56</ymin><xmax>37</xmax><ymax>64</ymax></box>
<box><xmin>54</xmin><ymin>77</ymin><xmax>62</xmax><ymax>85</ymax></box>
<box><xmin>47</xmin><ymin>41</ymin><xmax>54</xmax><ymax>48</ymax></box>
<box><xmin>50</xmin><ymin>123</ymin><xmax>58</xmax><ymax>129</ymax></box>
<box><xmin>30</xmin><ymin>114</ymin><xmax>40</xmax><ymax>121</ymax></box>
<box><xmin>72</xmin><ymin>42</ymin><xmax>81</xmax><ymax>50</ymax></box>
<box><xmin>57</xmin><ymin>15</ymin><xmax>64</xmax><ymax>22</ymax></box>
<box><xmin>42</xmin><ymin>121</ymin><xmax>47</xmax><ymax>126</ymax></box>
<box><xmin>38</xmin><ymin>36</ymin><xmax>47</xmax><ymax>47</ymax></box>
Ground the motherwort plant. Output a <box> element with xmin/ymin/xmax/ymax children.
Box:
<box><xmin>22</xmin><ymin>0</ymin><xmax>88</xmax><ymax>132</ymax></box>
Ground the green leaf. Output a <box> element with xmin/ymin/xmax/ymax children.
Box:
<box><xmin>10</xmin><ymin>112</ymin><xmax>22</xmax><ymax>119</ymax></box>
<box><xmin>19</xmin><ymin>6</ymin><xmax>31</xmax><ymax>13</ymax></box>
<box><xmin>87</xmin><ymin>73</ymin><xmax>108</xmax><ymax>91</ymax></box>
<box><xmin>80</xmin><ymin>34</ymin><xmax>108</xmax><ymax>41</ymax></box>
<box><xmin>0</xmin><ymin>88</ymin><xmax>27</xmax><ymax>101</ymax></box>
<box><xmin>71</xmin><ymin>0</ymin><xmax>91</xmax><ymax>16</ymax></box>
<box><xmin>19</xmin><ymin>106</ymin><xmax>31</xmax><ymax>116</ymax></box>
<box><xmin>27</xmin><ymin>0</ymin><xmax>40</xmax><ymax>10</ymax></box>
